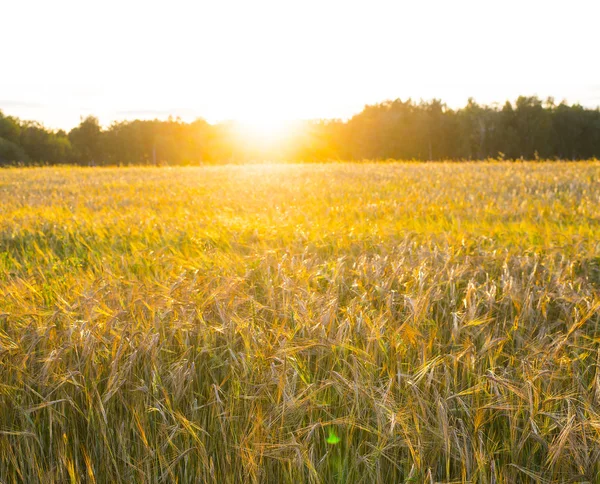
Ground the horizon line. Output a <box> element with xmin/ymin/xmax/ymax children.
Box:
<box><xmin>2</xmin><ymin>94</ymin><xmax>600</xmax><ymax>132</ymax></box>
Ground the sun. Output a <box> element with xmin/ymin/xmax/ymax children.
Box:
<box><xmin>234</xmin><ymin>117</ymin><xmax>294</xmax><ymax>145</ymax></box>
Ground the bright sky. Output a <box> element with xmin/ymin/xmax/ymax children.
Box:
<box><xmin>2</xmin><ymin>0</ymin><xmax>600</xmax><ymax>130</ymax></box>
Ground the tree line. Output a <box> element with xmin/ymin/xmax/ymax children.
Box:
<box><xmin>1</xmin><ymin>96</ymin><xmax>600</xmax><ymax>165</ymax></box>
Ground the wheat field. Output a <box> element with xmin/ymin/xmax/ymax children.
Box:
<box><xmin>1</xmin><ymin>162</ymin><xmax>600</xmax><ymax>483</ymax></box>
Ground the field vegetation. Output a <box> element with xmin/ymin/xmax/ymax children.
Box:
<box><xmin>1</xmin><ymin>162</ymin><xmax>600</xmax><ymax>482</ymax></box>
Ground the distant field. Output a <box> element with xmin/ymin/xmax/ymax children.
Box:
<box><xmin>1</xmin><ymin>162</ymin><xmax>600</xmax><ymax>483</ymax></box>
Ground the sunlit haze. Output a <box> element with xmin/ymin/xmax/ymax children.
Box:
<box><xmin>3</xmin><ymin>0</ymin><xmax>600</xmax><ymax>130</ymax></box>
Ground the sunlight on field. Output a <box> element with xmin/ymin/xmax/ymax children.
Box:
<box><xmin>0</xmin><ymin>162</ymin><xmax>600</xmax><ymax>482</ymax></box>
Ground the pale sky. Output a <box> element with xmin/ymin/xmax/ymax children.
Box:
<box><xmin>2</xmin><ymin>0</ymin><xmax>600</xmax><ymax>130</ymax></box>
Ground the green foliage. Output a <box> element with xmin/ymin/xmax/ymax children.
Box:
<box><xmin>0</xmin><ymin>137</ymin><xmax>29</xmax><ymax>164</ymax></box>
<box><xmin>0</xmin><ymin>111</ymin><xmax>73</xmax><ymax>165</ymax></box>
<box><xmin>0</xmin><ymin>163</ymin><xmax>599</xmax><ymax>482</ymax></box>
<box><xmin>68</xmin><ymin>116</ymin><xmax>102</xmax><ymax>164</ymax></box>
<box><xmin>20</xmin><ymin>122</ymin><xmax>73</xmax><ymax>165</ymax></box>
<box><xmin>0</xmin><ymin>111</ymin><xmax>21</xmax><ymax>144</ymax></box>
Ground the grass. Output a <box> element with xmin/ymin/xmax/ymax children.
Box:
<box><xmin>0</xmin><ymin>161</ymin><xmax>600</xmax><ymax>482</ymax></box>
